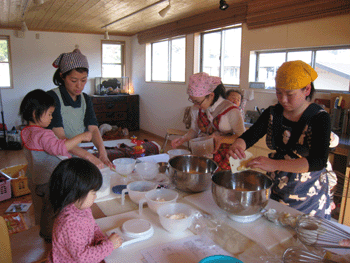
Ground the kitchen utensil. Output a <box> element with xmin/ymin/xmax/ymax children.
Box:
<box><xmin>167</xmin><ymin>149</ymin><xmax>191</xmax><ymax>159</ymax></box>
<box><xmin>113</xmin><ymin>158</ymin><xmax>136</xmax><ymax>177</ymax></box>
<box><xmin>157</xmin><ymin>162</ymin><xmax>168</xmax><ymax>173</ymax></box>
<box><xmin>157</xmin><ymin>203</ymin><xmax>194</xmax><ymax>233</ymax></box>
<box><xmin>295</xmin><ymin>214</ymin><xmax>350</xmax><ymax>248</ymax></box>
<box><xmin>121</xmin><ymin>181</ymin><xmax>158</xmax><ymax>205</ymax></box>
<box><xmin>229</xmin><ymin>151</ymin><xmax>253</xmax><ymax>173</ymax></box>
<box><xmin>139</xmin><ymin>188</ymin><xmax>179</xmax><ymax>214</ymax></box>
<box><xmin>211</xmin><ymin>170</ymin><xmax>272</xmax><ymax>222</ymax></box>
<box><xmin>105</xmin><ymin>219</ymin><xmax>154</xmax><ymax>248</ymax></box>
<box><xmin>168</xmin><ymin>155</ymin><xmax>218</xmax><ymax>193</ymax></box>
<box><xmin>282</xmin><ymin>246</ymin><xmax>337</xmax><ymax>263</ymax></box>
<box><xmin>189</xmin><ymin>136</ymin><xmax>214</xmax><ymax>157</ymax></box>
<box><xmin>135</xmin><ymin>161</ymin><xmax>159</xmax><ymax>180</ymax></box>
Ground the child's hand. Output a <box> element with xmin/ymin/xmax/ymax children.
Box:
<box><xmin>82</xmin><ymin>131</ymin><xmax>92</xmax><ymax>142</ymax></box>
<box><xmin>109</xmin><ymin>233</ymin><xmax>123</xmax><ymax>249</ymax></box>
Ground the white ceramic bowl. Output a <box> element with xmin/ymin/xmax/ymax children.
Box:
<box><xmin>135</xmin><ymin>161</ymin><xmax>159</xmax><ymax>180</ymax></box>
<box><xmin>121</xmin><ymin>181</ymin><xmax>158</xmax><ymax>205</ymax></box>
<box><xmin>113</xmin><ymin>158</ymin><xmax>136</xmax><ymax>177</ymax></box>
<box><xmin>167</xmin><ymin>149</ymin><xmax>191</xmax><ymax>159</ymax></box>
<box><xmin>139</xmin><ymin>188</ymin><xmax>179</xmax><ymax>214</ymax></box>
<box><xmin>157</xmin><ymin>203</ymin><xmax>194</xmax><ymax>233</ymax></box>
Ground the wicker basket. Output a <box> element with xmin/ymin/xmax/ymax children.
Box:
<box><xmin>0</xmin><ymin>164</ymin><xmax>30</xmax><ymax>197</ymax></box>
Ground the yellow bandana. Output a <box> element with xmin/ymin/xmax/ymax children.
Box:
<box><xmin>275</xmin><ymin>60</ymin><xmax>317</xmax><ymax>90</ymax></box>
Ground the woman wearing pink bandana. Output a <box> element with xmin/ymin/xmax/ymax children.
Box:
<box><xmin>171</xmin><ymin>72</ymin><xmax>245</xmax><ymax>170</ymax></box>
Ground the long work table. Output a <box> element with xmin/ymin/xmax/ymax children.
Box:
<box><xmin>93</xmin><ymin>154</ymin><xmax>350</xmax><ymax>263</ymax></box>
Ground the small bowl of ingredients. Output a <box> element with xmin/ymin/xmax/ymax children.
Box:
<box><xmin>157</xmin><ymin>203</ymin><xmax>194</xmax><ymax>233</ymax></box>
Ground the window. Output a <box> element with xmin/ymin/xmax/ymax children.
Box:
<box><xmin>101</xmin><ymin>41</ymin><xmax>125</xmax><ymax>78</ymax></box>
<box><xmin>0</xmin><ymin>36</ymin><xmax>12</xmax><ymax>89</ymax></box>
<box><xmin>146</xmin><ymin>37</ymin><xmax>186</xmax><ymax>82</ymax></box>
<box><xmin>250</xmin><ymin>46</ymin><xmax>350</xmax><ymax>92</ymax></box>
<box><xmin>200</xmin><ymin>26</ymin><xmax>242</xmax><ymax>86</ymax></box>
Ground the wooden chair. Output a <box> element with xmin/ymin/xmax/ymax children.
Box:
<box><xmin>0</xmin><ymin>216</ymin><xmax>13</xmax><ymax>263</ymax></box>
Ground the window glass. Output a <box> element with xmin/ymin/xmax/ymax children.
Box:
<box><xmin>102</xmin><ymin>41</ymin><xmax>124</xmax><ymax>78</ymax></box>
<box><xmin>202</xmin><ymin>32</ymin><xmax>221</xmax><ymax>76</ymax></box>
<box><xmin>287</xmin><ymin>51</ymin><xmax>312</xmax><ymax>64</ymax></box>
<box><xmin>257</xmin><ymin>52</ymin><xmax>285</xmax><ymax>89</ymax></box>
<box><xmin>0</xmin><ymin>37</ymin><xmax>11</xmax><ymax>88</ymax></box>
<box><xmin>251</xmin><ymin>46</ymin><xmax>350</xmax><ymax>92</ymax></box>
<box><xmin>152</xmin><ymin>41</ymin><xmax>168</xmax><ymax>81</ymax></box>
<box><xmin>222</xmin><ymin>28</ymin><xmax>241</xmax><ymax>85</ymax></box>
<box><xmin>314</xmin><ymin>49</ymin><xmax>350</xmax><ymax>92</ymax></box>
<box><xmin>201</xmin><ymin>26</ymin><xmax>242</xmax><ymax>86</ymax></box>
<box><xmin>147</xmin><ymin>37</ymin><xmax>186</xmax><ymax>82</ymax></box>
<box><xmin>171</xmin><ymin>38</ymin><xmax>185</xmax><ymax>82</ymax></box>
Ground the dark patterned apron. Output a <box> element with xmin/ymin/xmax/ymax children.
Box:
<box><xmin>198</xmin><ymin>106</ymin><xmax>237</xmax><ymax>170</ymax></box>
<box><xmin>266</xmin><ymin>103</ymin><xmax>331</xmax><ymax>219</ymax></box>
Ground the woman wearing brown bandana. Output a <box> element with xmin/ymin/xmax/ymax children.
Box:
<box><xmin>229</xmin><ymin>60</ymin><xmax>332</xmax><ymax>219</ymax></box>
<box><xmin>171</xmin><ymin>72</ymin><xmax>245</xmax><ymax>170</ymax></box>
<box><xmin>48</xmin><ymin>48</ymin><xmax>114</xmax><ymax>170</ymax></box>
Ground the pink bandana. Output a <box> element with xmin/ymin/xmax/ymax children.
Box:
<box><xmin>187</xmin><ymin>73</ymin><xmax>222</xmax><ymax>97</ymax></box>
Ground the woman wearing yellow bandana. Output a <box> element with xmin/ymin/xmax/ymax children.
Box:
<box><xmin>229</xmin><ymin>60</ymin><xmax>332</xmax><ymax>219</ymax></box>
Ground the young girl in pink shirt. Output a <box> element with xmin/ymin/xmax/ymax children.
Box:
<box><xmin>20</xmin><ymin>89</ymin><xmax>92</xmax><ymax>242</ymax></box>
<box><xmin>48</xmin><ymin>158</ymin><xmax>122</xmax><ymax>262</ymax></box>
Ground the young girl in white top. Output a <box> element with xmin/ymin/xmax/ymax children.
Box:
<box><xmin>48</xmin><ymin>158</ymin><xmax>122</xmax><ymax>262</ymax></box>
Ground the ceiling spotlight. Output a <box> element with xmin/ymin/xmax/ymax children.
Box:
<box><xmin>159</xmin><ymin>0</ymin><xmax>171</xmax><ymax>17</ymax></box>
<box><xmin>21</xmin><ymin>21</ymin><xmax>28</xmax><ymax>32</ymax></box>
<box><xmin>219</xmin><ymin>0</ymin><xmax>229</xmax><ymax>10</ymax></box>
<box><xmin>104</xmin><ymin>30</ymin><xmax>109</xmax><ymax>40</ymax></box>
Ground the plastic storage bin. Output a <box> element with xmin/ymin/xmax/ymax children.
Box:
<box><xmin>1</xmin><ymin>164</ymin><xmax>30</xmax><ymax>197</ymax></box>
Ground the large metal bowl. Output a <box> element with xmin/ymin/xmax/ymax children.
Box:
<box><xmin>212</xmin><ymin>170</ymin><xmax>272</xmax><ymax>220</ymax></box>
<box><xmin>168</xmin><ymin>155</ymin><xmax>218</xmax><ymax>193</ymax></box>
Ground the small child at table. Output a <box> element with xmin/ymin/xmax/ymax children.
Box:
<box><xmin>48</xmin><ymin>158</ymin><xmax>122</xmax><ymax>263</ymax></box>
<box><xmin>19</xmin><ymin>89</ymin><xmax>92</xmax><ymax>242</ymax></box>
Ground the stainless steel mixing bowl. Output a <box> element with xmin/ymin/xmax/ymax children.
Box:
<box><xmin>212</xmin><ymin>170</ymin><xmax>272</xmax><ymax>218</ymax></box>
<box><xmin>168</xmin><ymin>155</ymin><xmax>218</xmax><ymax>193</ymax></box>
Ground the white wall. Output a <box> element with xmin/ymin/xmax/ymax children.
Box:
<box><xmin>0</xmin><ymin>30</ymin><xmax>132</xmax><ymax>129</ymax></box>
<box><xmin>131</xmin><ymin>14</ymin><xmax>350</xmax><ymax>138</ymax></box>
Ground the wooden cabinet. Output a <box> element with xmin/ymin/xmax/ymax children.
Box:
<box><xmin>91</xmin><ymin>95</ymin><xmax>139</xmax><ymax>131</ymax></box>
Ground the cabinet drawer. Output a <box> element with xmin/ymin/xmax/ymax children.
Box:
<box><xmin>93</xmin><ymin>103</ymin><xmax>127</xmax><ymax>113</ymax></box>
<box><xmin>95</xmin><ymin>112</ymin><xmax>127</xmax><ymax>122</ymax></box>
<box><xmin>92</xmin><ymin>96</ymin><xmax>127</xmax><ymax>104</ymax></box>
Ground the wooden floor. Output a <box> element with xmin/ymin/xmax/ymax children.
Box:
<box><xmin>0</xmin><ymin>129</ymin><xmax>179</xmax><ymax>263</ymax></box>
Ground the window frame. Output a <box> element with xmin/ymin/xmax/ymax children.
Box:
<box><xmin>0</xmin><ymin>35</ymin><xmax>13</xmax><ymax>89</ymax></box>
<box><xmin>252</xmin><ymin>45</ymin><xmax>350</xmax><ymax>92</ymax></box>
<box><xmin>199</xmin><ymin>25</ymin><xmax>242</xmax><ymax>87</ymax></box>
<box><xmin>146</xmin><ymin>36</ymin><xmax>186</xmax><ymax>83</ymax></box>
<box><xmin>101</xmin><ymin>40</ymin><xmax>125</xmax><ymax>78</ymax></box>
